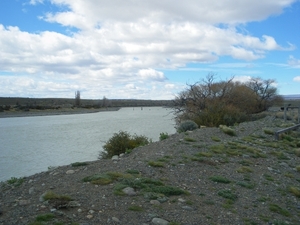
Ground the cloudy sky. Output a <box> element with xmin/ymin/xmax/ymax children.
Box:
<box><xmin>0</xmin><ymin>0</ymin><xmax>299</xmax><ymax>99</ymax></box>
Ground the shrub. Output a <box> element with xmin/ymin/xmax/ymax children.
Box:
<box><xmin>177</xmin><ymin>120</ymin><xmax>198</xmax><ymax>133</ymax></box>
<box><xmin>159</xmin><ymin>132</ymin><xmax>169</xmax><ymax>141</ymax></box>
<box><xmin>100</xmin><ymin>131</ymin><xmax>150</xmax><ymax>158</ymax></box>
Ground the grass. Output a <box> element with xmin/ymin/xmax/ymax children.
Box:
<box><xmin>237</xmin><ymin>166</ymin><xmax>253</xmax><ymax>173</ymax></box>
<box><xmin>269</xmin><ymin>203</ymin><xmax>291</xmax><ymax>217</ymax></box>
<box><xmin>42</xmin><ymin>191</ymin><xmax>72</xmax><ymax>201</ymax></box>
<box><xmin>209</xmin><ymin>176</ymin><xmax>231</xmax><ymax>184</ymax></box>
<box><xmin>219</xmin><ymin>125</ymin><xmax>236</xmax><ymax>136</ymax></box>
<box><xmin>128</xmin><ymin>205</ymin><xmax>144</xmax><ymax>211</ymax></box>
<box><xmin>218</xmin><ymin>189</ymin><xmax>238</xmax><ymax>201</ymax></box>
<box><xmin>184</xmin><ymin>137</ymin><xmax>197</xmax><ymax>142</ymax></box>
<box><xmin>211</xmin><ymin>136</ymin><xmax>221</xmax><ymax>142</ymax></box>
<box><xmin>289</xmin><ymin>186</ymin><xmax>300</xmax><ymax>197</ymax></box>
<box><xmin>82</xmin><ymin>172</ymin><xmax>133</xmax><ymax>185</ymax></box>
<box><xmin>264</xmin><ymin>174</ymin><xmax>275</xmax><ymax>181</ymax></box>
<box><xmin>35</xmin><ymin>213</ymin><xmax>55</xmax><ymax>222</ymax></box>
<box><xmin>236</xmin><ymin>181</ymin><xmax>255</xmax><ymax>189</ymax></box>
<box><xmin>6</xmin><ymin>177</ymin><xmax>24</xmax><ymax>187</ymax></box>
<box><xmin>114</xmin><ymin>176</ymin><xmax>186</xmax><ymax>198</ymax></box>
<box><xmin>148</xmin><ymin>161</ymin><xmax>165</xmax><ymax>167</ymax></box>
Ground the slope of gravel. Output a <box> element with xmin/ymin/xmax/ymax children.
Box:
<box><xmin>1</xmin><ymin>116</ymin><xmax>300</xmax><ymax>225</ymax></box>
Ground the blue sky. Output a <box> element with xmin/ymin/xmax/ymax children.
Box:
<box><xmin>0</xmin><ymin>0</ymin><xmax>299</xmax><ymax>99</ymax></box>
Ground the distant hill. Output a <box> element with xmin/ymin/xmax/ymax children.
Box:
<box><xmin>282</xmin><ymin>94</ymin><xmax>300</xmax><ymax>100</ymax></box>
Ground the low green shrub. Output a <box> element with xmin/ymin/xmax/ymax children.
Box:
<box><xmin>177</xmin><ymin>120</ymin><xmax>198</xmax><ymax>133</ymax></box>
<box><xmin>100</xmin><ymin>131</ymin><xmax>150</xmax><ymax>158</ymax></box>
<box><xmin>159</xmin><ymin>132</ymin><xmax>169</xmax><ymax>140</ymax></box>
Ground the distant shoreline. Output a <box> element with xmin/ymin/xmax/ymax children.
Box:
<box><xmin>0</xmin><ymin>107</ymin><xmax>121</xmax><ymax>118</ymax></box>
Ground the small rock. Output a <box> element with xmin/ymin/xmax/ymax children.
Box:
<box><xmin>150</xmin><ymin>200</ymin><xmax>160</xmax><ymax>205</ymax></box>
<box><xmin>178</xmin><ymin>198</ymin><xmax>186</xmax><ymax>203</ymax></box>
<box><xmin>122</xmin><ymin>187</ymin><xmax>136</xmax><ymax>196</ymax></box>
<box><xmin>66</xmin><ymin>170</ymin><xmax>75</xmax><ymax>174</ymax></box>
<box><xmin>28</xmin><ymin>179</ymin><xmax>33</xmax><ymax>184</ymax></box>
<box><xmin>78</xmin><ymin>209</ymin><xmax>82</xmax><ymax>213</ymax></box>
<box><xmin>19</xmin><ymin>200</ymin><xmax>31</xmax><ymax>206</ymax></box>
<box><xmin>67</xmin><ymin>201</ymin><xmax>81</xmax><ymax>208</ymax></box>
<box><xmin>86</xmin><ymin>215</ymin><xmax>93</xmax><ymax>219</ymax></box>
<box><xmin>119</xmin><ymin>153</ymin><xmax>125</xmax><ymax>157</ymax></box>
<box><xmin>111</xmin><ymin>155</ymin><xmax>119</xmax><ymax>161</ymax></box>
<box><xmin>89</xmin><ymin>210</ymin><xmax>95</xmax><ymax>214</ymax></box>
<box><xmin>112</xmin><ymin>217</ymin><xmax>120</xmax><ymax>223</ymax></box>
<box><xmin>151</xmin><ymin>218</ymin><xmax>169</xmax><ymax>225</ymax></box>
<box><xmin>182</xmin><ymin>206</ymin><xmax>193</xmax><ymax>211</ymax></box>
<box><xmin>28</xmin><ymin>187</ymin><xmax>35</xmax><ymax>195</ymax></box>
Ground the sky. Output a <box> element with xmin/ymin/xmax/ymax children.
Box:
<box><xmin>0</xmin><ymin>0</ymin><xmax>299</xmax><ymax>100</ymax></box>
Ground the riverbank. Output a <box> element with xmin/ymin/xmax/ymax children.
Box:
<box><xmin>0</xmin><ymin>107</ymin><xmax>120</xmax><ymax>118</ymax></box>
<box><xmin>1</xmin><ymin>116</ymin><xmax>299</xmax><ymax>225</ymax></box>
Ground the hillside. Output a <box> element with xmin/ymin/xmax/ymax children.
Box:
<box><xmin>0</xmin><ymin>115</ymin><xmax>300</xmax><ymax>225</ymax></box>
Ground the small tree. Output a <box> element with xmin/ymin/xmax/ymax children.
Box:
<box><xmin>75</xmin><ymin>90</ymin><xmax>81</xmax><ymax>107</ymax></box>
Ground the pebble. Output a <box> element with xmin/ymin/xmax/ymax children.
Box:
<box><xmin>86</xmin><ymin>215</ymin><xmax>93</xmax><ymax>219</ymax></box>
<box><xmin>18</xmin><ymin>200</ymin><xmax>31</xmax><ymax>206</ymax></box>
<box><xmin>150</xmin><ymin>200</ymin><xmax>160</xmax><ymax>205</ymax></box>
<box><xmin>89</xmin><ymin>210</ymin><xmax>95</xmax><ymax>214</ymax></box>
<box><xmin>112</xmin><ymin>217</ymin><xmax>120</xmax><ymax>223</ymax></box>
<box><xmin>28</xmin><ymin>187</ymin><xmax>35</xmax><ymax>195</ymax></box>
<box><xmin>122</xmin><ymin>187</ymin><xmax>136</xmax><ymax>196</ymax></box>
<box><xmin>151</xmin><ymin>218</ymin><xmax>169</xmax><ymax>225</ymax></box>
<box><xmin>111</xmin><ymin>155</ymin><xmax>119</xmax><ymax>161</ymax></box>
<box><xmin>66</xmin><ymin>170</ymin><xmax>75</xmax><ymax>174</ymax></box>
<box><xmin>78</xmin><ymin>209</ymin><xmax>82</xmax><ymax>213</ymax></box>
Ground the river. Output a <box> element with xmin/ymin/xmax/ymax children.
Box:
<box><xmin>0</xmin><ymin>107</ymin><xmax>176</xmax><ymax>182</ymax></box>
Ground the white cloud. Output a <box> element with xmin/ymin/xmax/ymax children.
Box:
<box><xmin>293</xmin><ymin>76</ymin><xmax>300</xmax><ymax>82</ymax></box>
<box><xmin>0</xmin><ymin>0</ymin><xmax>297</xmax><ymax>99</ymax></box>
<box><xmin>288</xmin><ymin>56</ymin><xmax>300</xmax><ymax>68</ymax></box>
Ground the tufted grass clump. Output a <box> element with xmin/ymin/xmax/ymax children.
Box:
<box><xmin>269</xmin><ymin>204</ymin><xmax>290</xmax><ymax>217</ymax></box>
<box><xmin>148</xmin><ymin>161</ymin><xmax>165</xmax><ymax>167</ymax></box>
<box><xmin>100</xmin><ymin>131</ymin><xmax>150</xmax><ymax>158</ymax></box>
<box><xmin>42</xmin><ymin>191</ymin><xmax>72</xmax><ymax>201</ymax></box>
<box><xmin>263</xmin><ymin>128</ymin><xmax>274</xmax><ymax>135</ymax></box>
<box><xmin>82</xmin><ymin>172</ymin><xmax>133</xmax><ymax>185</ymax></box>
<box><xmin>177</xmin><ymin>120</ymin><xmax>198</xmax><ymax>133</ymax></box>
<box><xmin>218</xmin><ymin>189</ymin><xmax>237</xmax><ymax>201</ymax></box>
<box><xmin>209</xmin><ymin>176</ymin><xmax>231</xmax><ymax>184</ymax></box>
<box><xmin>289</xmin><ymin>186</ymin><xmax>300</xmax><ymax>197</ymax></box>
<box><xmin>159</xmin><ymin>132</ymin><xmax>169</xmax><ymax>141</ymax></box>
<box><xmin>219</xmin><ymin>125</ymin><xmax>236</xmax><ymax>136</ymax></box>
<box><xmin>6</xmin><ymin>177</ymin><xmax>24</xmax><ymax>187</ymax></box>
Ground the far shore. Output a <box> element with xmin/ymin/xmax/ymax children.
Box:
<box><xmin>0</xmin><ymin>107</ymin><xmax>121</xmax><ymax>118</ymax></box>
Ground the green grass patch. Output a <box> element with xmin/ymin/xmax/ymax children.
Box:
<box><xmin>128</xmin><ymin>205</ymin><xmax>144</xmax><ymax>211</ymax></box>
<box><xmin>236</xmin><ymin>166</ymin><xmax>253</xmax><ymax>173</ymax></box>
<box><xmin>263</xmin><ymin>174</ymin><xmax>274</xmax><ymax>181</ymax></box>
<box><xmin>195</xmin><ymin>152</ymin><xmax>213</xmax><ymax>157</ymax></box>
<box><xmin>263</xmin><ymin>129</ymin><xmax>274</xmax><ymax>135</ymax></box>
<box><xmin>184</xmin><ymin>137</ymin><xmax>197</xmax><ymax>142</ymax></box>
<box><xmin>35</xmin><ymin>213</ymin><xmax>55</xmax><ymax>222</ymax></box>
<box><xmin>289</xmin><ymin>186</ymin><xmax>300</xmax><ymax>197</ymax></box>
<box><xmin>218</xmin><ymin>189</ymin><xmax>238</xmax><ymax>201</ymax></box>
<box><xmin>269</xmin><ymin>204</ymin><xmax>290</xmax><ymax>217</ymax></box>
<box><xmin>82</xmin><ymin>172</ymin><xmax>133</xmax><ymax>185</ymax></box>
<box><xmin>42</xmin><ymin>191</ymin><xmax>72</xmax><ymax>201</ymax></box>
<box><xmin>220</xmin><ymin>125</ymin><xmax>236</xmax><ymax>136</ymax></box>
<box><xmin>211</xmin><ymin>136</ymin><xmax>221</xmax><ymax>142</ymax></box>
<box><xmin>236</xmin><ymin>181</ymin><xmax>255</xmax><ymax>189</ymax></box>
<box><xmin>209</xmin><ymin>176</ymin><xmax>231</xmax><ymax>183</ymax></box>
<box><xmin>148</xmin><ymin>161</ymin><xmax>165</xmax><ymax>167</ymax></box>
<box><xmin>6</xmin><ymin>177</ymin><xmax>24</xmax><ymax>187</ymax></box>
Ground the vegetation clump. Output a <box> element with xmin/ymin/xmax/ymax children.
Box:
<box><xmin>177</xmin><ymin>120</ymin><xmax>198</xmax><ymax>133</ymax></box>
<box><xmin>100</xmin><ymin>131</ymin><xmax>150</xmax><ymax>158</ymax></box>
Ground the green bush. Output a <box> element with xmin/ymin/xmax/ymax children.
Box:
<box><xmin>100</xmin><ymin>131</ymin><xmax>150</xmax><ymax>158</ymax></box>
<box><xmin>159</xmin><ymin>132</ymin><xmax>169</xmax><ymax>141</ymax></box>
<box><xmin>177</xmin><ymin>120</ymin><xmax>198</xmax><ymax>133</ymax></box>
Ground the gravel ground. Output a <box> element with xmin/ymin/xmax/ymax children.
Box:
<box><xmin>0</xmin><ymin>116</ymin><xmax>300</xmax><ymax>225</ymax></box>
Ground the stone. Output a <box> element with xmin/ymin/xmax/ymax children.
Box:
<box><xmin>151</xmin><ymin>218</ymin><xmax>169</xmax><ymax>225</ymax></box>
<box><xmin>112</xmin><ymin>155</ymin><xmax>119</xmax><ymax>161</ymax></box>
<box><xmin>86</xmin><ymin>215</ymin><xmax>93</xmax><ymax>219</ymax></box>
<box><xmin>89</xmin><ymin>210</ymin><xmax>95</xmax><ymax>214</ymax></box>
<box><xmin>66</xmin><ymin>170</ymin><xmax>75</xmax><ymax>174</ymax></box>
<box><xmin>150</xmin><ymin>200</ymin><xmax>160</xmax><ymax>205</ymax></box>
<box><xmin>28</xmin><ymin>187</ymin><xmax>35</xmax><ymax>195</ymax></box>
<box><xmin>122</xmin><ymin>187</ymin><xmax>136</xmax><ymax>196</ymax></box>
<box><xmin>18</xmin><ymin>200</ymin><xmax>31</xmax><ymax>206</ymax></box>
<box><xmin>112</xmin><ymin>217</ymin><xmax>120</xmax><ymax>223</ymax></box>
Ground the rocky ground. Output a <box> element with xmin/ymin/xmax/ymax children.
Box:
<box><xmin>0</xmin><ymin>116</ymin><xmax>300</xmax><ymax>225</ymax></box>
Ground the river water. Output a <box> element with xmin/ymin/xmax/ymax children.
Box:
<box><xmin>0</xmin><ymin>107</ymin><xmax>176</xmax><ymax>182</ymax></box>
